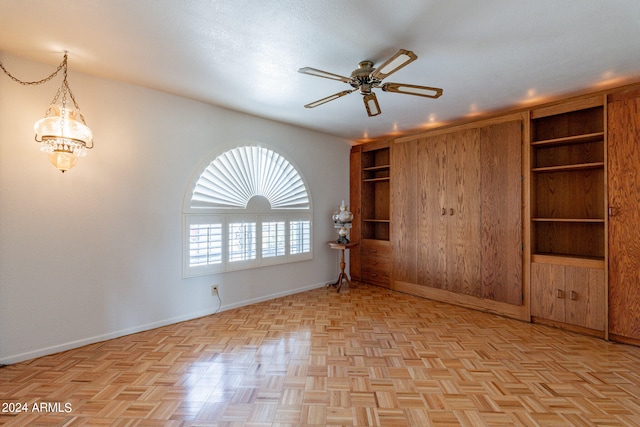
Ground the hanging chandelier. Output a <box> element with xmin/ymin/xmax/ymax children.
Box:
<box><xmin>0</xmin><ymin>52</ymin><xmax>94</xmax><ymax>173</ymax></box>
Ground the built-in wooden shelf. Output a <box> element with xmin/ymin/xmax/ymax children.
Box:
<box><xmin>531</xmin><ymin>253</ymin><xmax>605</xmax><ymax>269</ymax></box>
<box><xmin>531</xmin><ymin>131</ymin><xmax>604</xmax><ymax>147</ymax></box>
<box><xmin>532</xmin><ymin>218</ymin><xmax>604</xmax><ymax>223</ymax></box>
<box><xmin>532</xmin><ymin>162</ymin><xmax>604</xmax><ymax>173</ymax></box>
<box><xmin>363</xmin><ymin>164</ymin><xmax>390</xmax><ymax>171</ymax></box>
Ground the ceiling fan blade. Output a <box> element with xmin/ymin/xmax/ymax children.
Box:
<box><xmin>298</xmin><ymin>67</ymin><xmax>352</xmax><ymax>84</ymax></box>
<box><xmin>370</xmin><ymin>49</ymin><xmax>418</xmax><ymax>80</ymax></box>
<box><xmin>381</xmin><ymin>82</ymin><xmax>443</xmax><ymax>99</ymax></box>
<box><xmin>363</xmin><ymin>92</ymin><xmax>381</xmax><ymax>117</ymax></box>
<box><xmin>304</xmin><ymin>89</ymin><xmax>355</xmax><ymax>108</ymax></box>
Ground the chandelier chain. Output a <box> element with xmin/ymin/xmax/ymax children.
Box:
<box><xmin>0</xmin><ymin>53</ymin><xmax>68</xmax><ymax>86</ymax></box>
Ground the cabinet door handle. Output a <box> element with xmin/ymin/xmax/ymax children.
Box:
<box><xmin>441</xmin><ymin>208</ymin><xmax>446</xmax><ymax>216</ymax></box>
<box><xmin>570</xmin><ymin>291</ymin><xmax>578</xmax><ymax>300</ymax></box>
<box><xmin>609</xmin><ymin>206</ymin><xmax>620</xmax><ymax>217</ymax></box>
<box><xmin>556</xmin><ymin>289</ymin><xmax>564</xmax><ymax>299</ymax></box>
<box><xmin>449</xmin><ymin>208</ymin><xmax>454</xmax><ymax>216</ymax></box>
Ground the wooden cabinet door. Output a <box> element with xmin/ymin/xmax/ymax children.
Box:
<box><xmin>607</xmin><ymin>90</ymin><xmax>640</xmax><ymax>341</ymax></box>
<box><xmin>532</xmin><ymin>262</ymin><xmax>605</xmax><ymax>331</ymax></box>
<box><xmin>418</xmin><ymin>133</ymin><xmax>448</xmax><ymax>289</ymax></box>
<box><xmin>565</xmin><ymin>266</ymin><xmax>606</xmax><ymax>331</ymax></box>
<box><xmin>416</xmin><ymin>134</ymin><xmax>443</xmax><ymax>289</ymax></box>
<box><xmin>391</xmin><ymin>140</ymin><xmax>418</xmax><ymax>284</ymax></box>
<box><xmin>531</xmin><ymin>263</ymin><xmax>565</xmax><ymax>323</ymax></box>
<box><xmin>392</xmin><ymin>119</ymin><xmax>522</xmax><ymax>306</ymax></box>
<box><xmin>480</xmin><ymin>120</ymin><xmax>523</xmax><ymax>305</ymax></box>
<box><xmin>446</xmin><ymin>129</ymin><xmax>482</xmax><ymax>297</ymax></box>
<box><xmin>416</xmin><ymin>130</ymin><xmax>481</xmax><ymax>295</ymax></box>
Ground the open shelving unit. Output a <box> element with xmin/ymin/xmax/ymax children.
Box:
<box><xmin>530</xmin><ymin>100</ymin><xmax>606</xmax><ymax>264</ymax></box>
<box><xmin>361</xmin><ymin>146</ymin><xmax>390</xmax><ymax>241</ymax></box>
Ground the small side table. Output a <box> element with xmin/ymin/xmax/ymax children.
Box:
<box><xmin>327</xmin><ymin>242</ymin><xmax>358</xmax><ymax>292</ymax></box>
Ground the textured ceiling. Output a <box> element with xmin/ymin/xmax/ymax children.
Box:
<box><xmin>1</xmin><ymin>0</ymin><xmax>640</xmax><ymax>142</ymax></box>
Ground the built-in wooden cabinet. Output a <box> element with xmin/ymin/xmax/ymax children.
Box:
<box><xmin>607</xmin><ymin>88</ymin><xmax>640</xmax><ymax>345</ymax></box>
<box><xmin>529</xmin><ymin>97</ymin><xmax>607</xmax><ymax>336</ymax></box>
<box><xmin>360</xmin><ymin>239</ymin><xmax>391</xmax><ymax>287</ymax></box>
<box><xmin>350</xmin><ymin>141</ymin><xmax>391</xmax><ymax>287</ymax></box>
<box><xmin>349</xmin><ymin>83</ymin><xmax>640</xmax><ymax>346</ymax></box>
<box><xmin>531</xmin><ymin>258</ymin><xmax>606</xmax><ymax>335</ymax></box>
<box><xmin>391</xmin><ymin>118</ymin><xmax>523</xmax><ymax>308</ymax></box>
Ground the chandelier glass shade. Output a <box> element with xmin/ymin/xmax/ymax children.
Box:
<box><xmin>35</xmin><ymin>104</ymin><xmax>93</xmax><ymax>172</ymax></box>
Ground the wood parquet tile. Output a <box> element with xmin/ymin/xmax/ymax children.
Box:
<box><xmin>2</xmin><ymin>283</ymin><xmax>640</xmax><ymax>426</ymax></box>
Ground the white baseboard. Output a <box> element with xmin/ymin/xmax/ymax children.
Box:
<box><xmin>218</xmin><ymin>281</ymin><xmax>325</xmax><ymax>312</ymax></box>
<box><xmin>0</xmin><ymin>282</ymin><xmax>326</xmax><ymax>365</ymax></box>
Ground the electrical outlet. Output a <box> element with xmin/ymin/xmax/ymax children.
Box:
<box><xmin>211</xmin><ymin>285</ymin><xmax>219</xmax><ymax>296</ymax></box>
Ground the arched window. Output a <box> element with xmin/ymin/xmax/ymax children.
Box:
<box><xmin>183</xmin><ymin>146</ymin><xmax>312</xmax><ymax>277</ymax></box>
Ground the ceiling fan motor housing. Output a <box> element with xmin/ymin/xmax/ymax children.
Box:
<box><xmin>350</xmin><ymin>61</ymin><xmax>381</xmax><ymax>94</ymax></box>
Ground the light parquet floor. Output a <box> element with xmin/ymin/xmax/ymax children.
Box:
<box><xmin>2</xmin><ymin>284</ymin><xmax>640</xmax><ymax>426</ymax></box>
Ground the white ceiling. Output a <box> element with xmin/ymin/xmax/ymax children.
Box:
<box><xmin>1</xmin><ymin>0</ymin><xmax>640</xmax><ymax>142</ymax></box>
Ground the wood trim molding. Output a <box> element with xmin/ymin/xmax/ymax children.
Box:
<box><xmin>532</xmin><ymin>316</ymin><xmax>606</xmax><ymax>339</ymax></box>
<box><xmin>394</xmin><ymin>112</ymin><xmax>525</xmax><ymax>143</ymax></box>
<box><xmin>609</xmin><ymin>333</ymin><xmax>640</xmax><ymax>348</ymax></box>
<box><xmin>393</xmin><ymin>280</ymin><xmax>530</xmax><ymax>322</ymax></box>
<box><xmin>608</xmin><ymin>87</ymin><xmax>640</xmax><ymax>103</ymax></box>
<box><xmin>530</xmin><ymin>95</ymin><xmax>604</xmax><ymax>119</ymax></box>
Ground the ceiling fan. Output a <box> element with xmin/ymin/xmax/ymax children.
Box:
<box><xmin>298</xmin><ymin>49</ymin><xmax>443</xmax><ymax>117</ymax></box>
